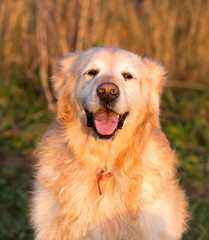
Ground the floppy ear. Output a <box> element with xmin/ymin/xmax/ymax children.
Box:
<box><xmin>51</xmin><ymin>52</ymin><xmax>81</xmax><ymax>123</ymax></box>
<box><xmin>52</xmin><ymin>52</ymin><xmax>80</xmax><ymax>98</ymax></box>
<box><xmin>141</xmin><ymin>58</ymin><xmax>167</xmax><ymax>115</ymax></box>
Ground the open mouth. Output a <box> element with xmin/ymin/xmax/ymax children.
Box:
<box><xmin>85</xmin><ymin>108</ymin><xmax>128</xmax><ymax>139</ymax></box>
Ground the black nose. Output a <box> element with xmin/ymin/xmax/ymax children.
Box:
<box><xmin>97</xmin><ymin>82</ymin><xmax>119</xmax><ymax>102</ymax></box>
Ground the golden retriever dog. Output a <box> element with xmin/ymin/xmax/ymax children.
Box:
<box><xmin>31</xmin><ymin>47</ymin><xmax>187</xmax><ymax>240</ymax></box>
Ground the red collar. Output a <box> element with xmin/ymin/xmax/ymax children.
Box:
<box><xmin>97</xmin><ymin>170</ymin><xmax>112</xmax><ymax>195</ymax></box>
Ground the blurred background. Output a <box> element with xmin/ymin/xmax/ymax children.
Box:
<box><xmin>0</xmin><ymin>0</ymin><xmax>208</xmax><ymax>239</ymax></box>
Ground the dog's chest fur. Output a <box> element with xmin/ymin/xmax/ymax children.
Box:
<box><xmin>39</xmin><ymin>152</ymin><xmax>143</xmax><ymax>239</ymax></box>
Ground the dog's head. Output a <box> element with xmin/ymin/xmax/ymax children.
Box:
<box><xmin>52</xmin><ymin>47</ymin><xmax>166</xmax><ymax>140</ymax></box>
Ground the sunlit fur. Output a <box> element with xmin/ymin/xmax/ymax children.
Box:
<box><xmin>31</xmin><ymin>47</ymin><xmax>188</xmax><ymax>240</ymax></box>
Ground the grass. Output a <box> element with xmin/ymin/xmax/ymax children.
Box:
<box><xmin>0</xmin><ymin>77</ymin><xmax>208</xmax><ymax>239</ymax></box>
<box><xmin>0</xmin><ymin>166</ymin><xmax>33</xmax><ymax>240</ymax></box>
<box><xmin>162</xmin><ymin>89</ymin><xmax>209</xmax><ymax>196</ymax></box>
<box><xmin>0</xmin><ymin>77</ymin><xmax>50</xmax><ymax>239</ymax></box>
<box><xmin>162</xmin><ymin>89</ymin><xmax>209</xmax><ymax>240</ymax></box>
<box><xmin>0</xmin><ymin>77</ymin><xmax>52</xmax><ymax>158</ymax></box>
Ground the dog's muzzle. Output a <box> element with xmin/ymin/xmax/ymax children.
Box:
<box><xmin>84</xmin><ymin>82</ymin><xmax>128</xmax><ymax>139</ymax></box>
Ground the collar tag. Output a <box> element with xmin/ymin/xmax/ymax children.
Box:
<box><xmin>97</xmin><ymin>170</ymin><xmax>112</xmax><ymax>195</ymax></box>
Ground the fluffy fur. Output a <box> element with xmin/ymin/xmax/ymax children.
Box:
<box><xmin>31</xmin><ymin>47</ymin><xmax>188</xmax><ymax>240</ymax></box>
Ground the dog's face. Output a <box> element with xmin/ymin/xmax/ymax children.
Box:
<box><xmin>53</xmin><ymin>47</ymin><xmax>166</xmax><ymax>140</ymax></box>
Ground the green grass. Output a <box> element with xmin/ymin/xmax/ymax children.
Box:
<box><xmin>162</xmin><ymin>89</ymin><xmax>209</xmax><ymax>240</ymax></box>
<box><xmin>162</xmin><ymin>89</ymin><xmax>209</xmax><ymax>201</ymax></box>
<box><xmin>0</xmin><ymin>77</ymin><xmax>52</xmax><ymax>158</ymax></box>
<box><xmin>0</xmin><ymin>78</ymin><xmax>208</xmax><ymax>239</ymax></box>
<box><xmin>0</xmin><ymin>166</ymin><xmax>33</xmax><ymax>240</ymax></box>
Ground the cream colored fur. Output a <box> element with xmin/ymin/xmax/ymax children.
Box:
<box><xmin>31</xmin><ymin>47</ymin><xmax>187</xmax><ymax>240</ymax></box>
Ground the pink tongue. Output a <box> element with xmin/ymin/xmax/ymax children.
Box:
<box><xmin>94</xmin><ymin>110</ymin><xmax>118</xmax><ymax>135</ymax></box>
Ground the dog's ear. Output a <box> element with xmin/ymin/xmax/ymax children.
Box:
<box><xmin>52</xmin><ymin>52</ymin><xmax>81</xmax><ymax>98</ymax></box>
<box><xmin>52</xmin><ymin>52</ymin><xmax>81</xmax><ymax>124</ymax></box>
<box><xmin>141</xmin><ymin>59</ymin><xmax>167</xmax><ymax>115</ymax></box>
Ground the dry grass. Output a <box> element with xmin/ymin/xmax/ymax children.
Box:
<box><xmin>0</xmin><ymin>0</ymin><xmax>208</xmax><ymax>110</ymax></box>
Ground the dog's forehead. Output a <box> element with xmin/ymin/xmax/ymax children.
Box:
<box><xmin>80</xmin><ymin>48</ymin><xmax>143</xmax><ymax>74</ymax></box>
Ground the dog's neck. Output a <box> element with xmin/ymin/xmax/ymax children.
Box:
<box><xmin>62</xmin><ymin>111</ymin><xmax>157</xmax><ymax>171</ymax></box>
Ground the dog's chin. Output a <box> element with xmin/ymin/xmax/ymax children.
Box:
<box><xmin>84</xmin><ymin>108</ymin><xmax>128</xmax><ymax>140</ymax></box>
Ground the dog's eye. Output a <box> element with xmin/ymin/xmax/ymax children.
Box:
<box><xmin>122</xmin><ymin>72</ymin><xmax>133</xmax><ymax>80</ymax></box>
<box><xmin>86</xmin><ymin>69</ymin><xmax>99</xmax><ymax>77</ymax></box>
